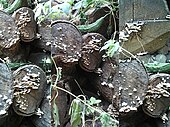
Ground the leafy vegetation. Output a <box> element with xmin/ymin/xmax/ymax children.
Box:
<box><xmin>69</xmin><ymin>96</ymin><xmax>118</xmax><ymax>127</ymax></box>
<box><xmin>100</xmin><ymin>39</ymin><xmax>120</xmax><ymax>57</ymax></box>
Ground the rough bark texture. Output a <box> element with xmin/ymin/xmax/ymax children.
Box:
<box><xmin>87</xmin><ymin>6</ymin><xmax>117</xmax><ymax>38</ymax></box>
<box><xmin>30</xmin><ymin>85</ymin><xmax>51</xmax><ymax>127</ymax></box>
<box><xmin>36</xmin><ymin>21</ymin><xmax>52</xmax><ymax>52</ymax></box>
<box><xmin>0</xmin><ymin>10</ymin><xmax>20</xmax><ymax>57</ymax></box>
<box><xmin>52</xmin><ymin>78</ymin><xmax>73</xmax><ymax>127</ymax></box>
<box><xmin>92</xmin><ymin>57</ymin><xmax>118</xmax><ymax>103</ymax></box>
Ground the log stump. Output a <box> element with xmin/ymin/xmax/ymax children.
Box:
<box><xmin>0</xmin><ymin>59</ymin><xmax>13</xmax><ymax>123</ymax></box>
<box><xmin>94</xmin><ymin>59</ymin><xmax>149</xmax><ymax>115</ymax></box>
<box><xmin>12</xmin><ymin>65</ymin><xmax>47</xmax><ymax>116</ymax></box>
<box><xmin>0</xmin><ymin>10</ymin><xmax>20</xmax><ymax>57</ymax></box>
<box><xmin>79</xmin><ymin>33</ymin><xmax>106</xmax><ymax>72</ymax></box>
<box><xmin>114</xmin><ymin>60</ymin><xmax>148</xmax><ymax>115</ymax></box>
<box><xmin>12</xmin><ymin>7</ymin><xmax>37</xmax><ymax>42</ymax></box>
<box><xmin>51</xmin><ymin>20</ymin><xmax>83</xmax><ymax>74</ymax></box>
<box><xmin>36</xmin><ymin>20</ymin><xmax>52</xmax><ymax>52</ymax></box>
<box><xmin>143</xmin><ymin>73</ymin><xmax>170</xmax><ymax>118</ymax></box>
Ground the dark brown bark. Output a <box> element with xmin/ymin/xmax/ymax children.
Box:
<box><xmin>30</xmin><ymin>85</ymin><xmax>51</xmax><ymax>127</ymax></box>
<box><xmin>79</xmin><ymin>33</ymin><xmax>106</xmax><ymax>72</ymax></box>
<box><xmin>51</xmin><ymin>20</ymin><xmax>83</xmax><ymax>74</ymax></box>
<box><xmin>0</xmin><ymin>10</ymin><xmax>20</xmax><ymax>57</ymax></box>
<box><xmin>12</xmin><ymin>7</ymin><xmax>37</xmax><ymax>42</ymax></box>
<box><xmin>51</xmin><ymin>78</ymin><xmax>73</xmax><ymax>127</ymax></box>
<box><xmin>36</xmin><ymin>21</ymin><xmax>52</xmax><ymax>52</ymax></box>
<box><xmin>143</xmin><ymin>73</ymin><xmax>170</xmax><ymax>118</ymax></box>
<box><xmin>87</xmin><ymin>6</ymin><xmax>117</xmax><ymax>38</ymax></box>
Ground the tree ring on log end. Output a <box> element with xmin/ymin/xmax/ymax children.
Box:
<box><xmin>0</xmin><ymin>58</ymin><xmax>13</xmax><ymax>118</ymax></box>
<box><xmin>12</xmin><ymin>65</ymin><xmax>47</xmax><ymax>116</ymax></box>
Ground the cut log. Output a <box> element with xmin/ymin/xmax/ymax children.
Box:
<box><xmin>12</xmin><ymin>65</ymin><xmax>47</xmax><ymax>116</ymax></box>
<box><xmin>0</xmin><ymin>10</ymin><xmax>20</xmax><ymax>57</ymax></box>
<box><xmin>36</xmin><ymin>21</ymin><xmax>52</xmax><ymax>52</ymax></box>
<box><xmin>79</xmin><ymin>33</ymin><xmax>106</xmax><ymax>72</ymax></box>
<box><xmin>0</xmin><ymin>59</ymin><xmax>13</xmax><ymax>123</ymax></box>
<box><xmin>92</xmin><ymin>57</ymin><xmax>118</xmax><ymax>103</ymax></box>
<box><xmin>94</xmin><ymin>59</ymin><xmax>149</xmax><ymax>115</ymax></box>
<box><xmin>30</xmin><ymin>85</ymin><xmax>51</xmax><ymax>127</ymax></box>
<box><xmin>51</xmin><ymin>20</ymin><xmax>83</xmax><ymax>73</ymax></box>
<box><xmin>142</xmin><ymin>73</ymin><xmax>170</xmax><ymax>118</ymax></box>
<box><xmin>12</xmin><ymin>7</ymin><xmax>37</xmax><ymax>42</ymax></box>
<box><xmin>114</xmin><ymin>60</ymin><xmax>148</xmax><ymax>115</ymax></box>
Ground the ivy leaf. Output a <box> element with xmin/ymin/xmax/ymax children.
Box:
<box><xmin>69</xmin><ymin>99</ymin><xmax>82</xmax><ymax>127</ymax></box>
<box><xmin>88</xmin><ymin>97</ymin><xmax>101</xmax><ymax>105</ymax></box>
<box><xmin>101</xmin><ymin>40</ymin><xmax>120</xmax><ymax>57</ymax></box>
<box><xmin>100</xmin><ymin>39</ymin><xmax>115</xmax><ymax>51</ymax></box>
<box><xmin>43</xmin><ymin>1</ymin><xmax>51</xmax><ymax>15</ymax></box>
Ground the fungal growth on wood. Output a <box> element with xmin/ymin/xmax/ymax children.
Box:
<box><xmin>12</xmin><ymin>7</ymin><xmax>37</xmax><ymax>42</ymax></box>
<box><xmin>0</xmin><ymin>10</ymin><xmax>20</xmax><ymax>57</ymax></box>
<box><xmin>79</xmin><ymin>33</ymin><xmax>106</xmax><ymax>72</ymax></box>
<box><xmin>12</xmin><ymin>65</ymin><xmax>47</xmax><ymax>116</ymax></box>
<box><xmin>143</xmin><ymin>73</ymin><xmax>170</xmax><ymax>118</ymax></box>
<box><xmin>51</xmin><ymin>20</ymin><xmax>83</xmax><ymax>73</ymax></box>
<box><xmin>0</xmin><ymin>59</ymin><xmax>13</xmax><ymax>117</ymax></box>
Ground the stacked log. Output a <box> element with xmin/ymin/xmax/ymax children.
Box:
<box><xmin>0</xmin><ymin>59</ymin><xmax>13</xmax><ymax>126</ymax></box>
<box><xmin>143</xmin><ymin>73</ymin><xmax>170</xmax><ymax>118</ymax></box>
<box><xmin>30</xmin><ymin>85</ymin><xmax>51</xmax><ymax>127</ymax></box>
<box><xmin>79</xmin><ymin>33</ymin><xmax>106</xmax><ymax>72</ymax></box>
<box><xmin>51</xmin><ymin>20</ymin><xmax>83</xmax><ymax>75</ymax></box>
<box><xmin>0</xmin><ymin>10</ymin><xmax>20</xmax><ymax>58</ymax></box>
<box><xmin>12</xmin><ymin>7</ymin><xmax>37</xmax><ymax>42</ymax></box>
<box><xmin>12</xmin><ymin>65</ymin><xmax>47</xmax><ymax>116</ymax></box>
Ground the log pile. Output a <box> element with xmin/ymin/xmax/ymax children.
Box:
<box><xmin>0</xmin><ymin>1</ymin><xmax>170</xmax><ymax>127</ymax></box>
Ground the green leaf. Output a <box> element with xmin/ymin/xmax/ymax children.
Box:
<box><xmin>43</xmin><ymin>1</ymin><xmax>51</xmax><ymax>15</ymax></box>
<box><xmin>88</xmin><ymin>97</ymin><xmax>101</xmax><ymax>105</ymax></box>
<box><xmin>69</xmin><ymin>99</ymin><xmax>82</xmax><ymax>127</ymax></box>
<box><xmin>100</xmin><ymin>113</ymin><xmax>118</xmax><ymax>127</ymax></box>
<box><xmin>101</xmin><ymin>40</ymin><xmax>119</xmax><ymax>57</ymax></box>
<box><xmin>100</xmin><ymin>40</ymin><xmax>115</xmax><ymax>51</ymax></box>
<box><xmin>52</xmin><ymin>102</ymin><xmax>60</xmax><ymax>127</ymax></box>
